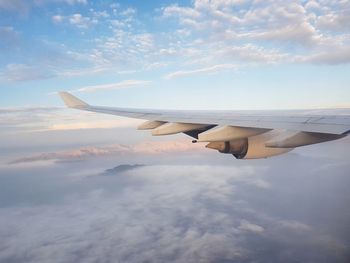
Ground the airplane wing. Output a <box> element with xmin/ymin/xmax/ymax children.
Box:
<box><xmin>59</xmin><ymin>92</ymin><xmax>350</xmax><ymax>159</ymax></box>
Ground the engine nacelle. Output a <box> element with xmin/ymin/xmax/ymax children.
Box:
<box><xmin>206</xmin><ymin>139</ymin><xmax>248</xmax><ymax>159</ymax></box>
<box><xmin>206</xmin><ymin>131</ymin><xmax>294</xmax><ymax>159</ymax></box>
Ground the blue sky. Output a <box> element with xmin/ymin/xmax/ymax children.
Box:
<box><xmin>1</xmin><ymin>0</ymin><xmax>350</xmax><ymax>109</ymax></box>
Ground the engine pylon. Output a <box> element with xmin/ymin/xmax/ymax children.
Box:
<box><xmin>152</xmin><ymin>123</ymin><xmax>209</xmax><ymax>136</ymax></box>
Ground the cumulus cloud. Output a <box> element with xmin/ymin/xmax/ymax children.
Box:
<box><xmin>316</xmin><ymin>2</ymin><xmax>350</xmax><ymax>33</ymax></box>
<box><xmin>159</xmin><ymin>0</ymin><xmax>350</xmax><ymax>65</ymax></box>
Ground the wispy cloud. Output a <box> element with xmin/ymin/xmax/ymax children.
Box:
<box><xmin>76</xmin><ymin>80</ymin><xmax>152</xmax><ymax>93</ymax></box>
<box><xmin>165</xmin><ymin>64</ymin><xmax>238</xmax><ymax>79</ymax></box>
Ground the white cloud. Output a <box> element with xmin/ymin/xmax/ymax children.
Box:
<box><xmin>69</xmin><ymin>13</ymin><xmax>96</xmax><ymax>28</ymax></box>
<box><xmin>316</xmin><ymin>9</ymin><xmax>350</xmax><ymax>32</ymax></box>
<box><xmin>119</xmin><ymin>7</ymin><xmax>136</xmax><ymax>17</ymax></box>
<box><xmin>238</xmin><ymin>220</ymin><xmax>265</xmax><ymax>233</ymax></box>
<box><xmin>252</xmin><ymin>22</ymin><xmax>318</xmax><ymax>46</ymax></box>
<box><xmin>163</xmin><ymin>4</ymin><xmax>201</xmax><ymax>19</ymax></box>
<box><xmin>159</xmin><ymin>0</ymin><xmax>350</xmax><ymax>66</ymax></box>
<box><xmin>76</xmin><ymin>80</ymin><xmax>152</xmax><ymax>93</ymax></box>
<box><xmin>52</xmin><ymin>15</ymin><xmax>64</xmax><ymax>24</ymax></box>
<box><xmin>165</xmin><ymin>64</ymin><xmax>237</xmax><ymax>79</ymax></box>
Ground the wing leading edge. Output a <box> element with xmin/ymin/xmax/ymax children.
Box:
<box><xmin>58</xmin><ymin>92</ymin><xmax>349</xmax><ymax>159</ymax></box>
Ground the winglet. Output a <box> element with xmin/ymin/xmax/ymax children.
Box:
<box><xmin>58</xmin><ymin>92</ymin><xmax>89</xmax><ymax>108</ymax></box>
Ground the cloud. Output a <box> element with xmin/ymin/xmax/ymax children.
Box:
<box><xmin>0</xmin><ymin>26</ymin><xmax>19</xmax><ymax>48</ymax></box>
<box><xmin>0</xmin><ymin>0</ymin><xmax>87</xmax><ymax>14</ymax></box>
<box><xmin>0</xmin><ymin>165</ymin><xmax>252</xmax><ymax>262</ymax></box>
<box><xmin>297</xmin><ymin>47</ymin><xmax>350</xmax><ymax>65</ymax></box>
<box><xmin>165</xmin><ymin>64</ymin><xmax>237</xmax><ymax>79</ymax></box>
<box><xmin>119</xmin><ymin>7</ymin><xmax>136</xmax><ymax>17</ymax></box>
<box><xmin>48</xmin><ymin>119</ymin><xmax>139</xmax><ymax>131</ymax></box>
<box><xmin>252</xmin><ymin>22</ymin><xmax>318</xmax><ymax>46</ymax></box>
<box><xmin>0</xmin><ymin>63</ymin><xmax>54</xmax><ymax>82</ymax></box>
<box><xmin>0</xmin><ymin>106</ymin><xmax>140</xmax><ymax>134</ymax></box>
<box><xmin>64</xmin><ymin>0</ymin><xmax>87</xmax><ymax>5</ymax></box>
<box><xmin>103</xmin><ymin>164</ymin><xmax>145</xmax><ymax>175</ymax></box>
<box><xmin>1</xmin><ymin>0</ymin><xmax>350</xmax><ymax>88</ymax></box>
<box><xmin>217</xmin><ymin>44</ymin><xmax>288</xmax><ymax>63</ymax></box>
<box><xmin>69</xmin><ymin>13</ymin><xmax>97</xmax><ymax>29</ymax></box>
<box><xmin>52</xmin><ymin>13</ymin><xmax>98</xmax><ymax>29</ymax></box>
<box><xmin>76</xmin><ymin>80</ymin><xmax>152</xmax><ymax>92</ymax></box>
<box><xmin>8</xmin><ymin>144</ymin><xmax>130</xmax><ymax>164</ymax></box>
<box><xmin>0</xmin><ymin>106</ymin><xmax>61</xmax><ymax>114</ymax></box>
<box><xmin>238</xmin><ymin>220</ymin><xmax>265</xmax><ymax>233</ymax></box>
<box><xmin>159</xmin><ymin>0</ymin><xmax>350</xmax><ymax>66</ymax></box>
<box><xmin>0</xmin><ymin>161</ymin><xmax>349</xmax><ymax>263</ymax></box>
<box><xmin>52</xmin><ymin>14</ymin><xmax>64</xmax><ymax>24</ymax></box>
<box><xmin>0</xmin><ymin>0</ymin><xmax>29</xmax><ymax>13</ymax></box>
<box><xmin>316</xmin><ymin>4</ymin><xmax>350</xmax><ymax>32</ymax></box>
<box><xmin>163</xmin><ymin>4</ymin><xmax>201</xmax><ymax>19</ymax></box>
<box><xmin>8</xmin><ymin>140</ymin><xmax>205</xmax><ymax>164</ymax></box>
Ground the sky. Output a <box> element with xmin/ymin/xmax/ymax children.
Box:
<box><xmin>1</xmin><ymin>0</ymin><xmax>350</xmax><ymax>109</ymax></box>
<box><xmin>1</xmin><ymin>1</ymin><xmax>350</xmax><ymax>263</ymax></box>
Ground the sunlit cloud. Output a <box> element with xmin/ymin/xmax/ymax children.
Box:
<box><xmin>8</xmin><ymin>139</ymin><xmax>205</xmax><ymax>164</ymax></box>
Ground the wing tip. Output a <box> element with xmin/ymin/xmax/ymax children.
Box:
<box><xmin>58</xmin><ymin>91</ymin><xmax>89</xmax><ymax>108</ymax></box>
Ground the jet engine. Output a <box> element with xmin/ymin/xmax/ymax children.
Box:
<box><xmin>206</xmin><ymin>131</ymin><xmax>293</xmax><ymax>159</ymax></box>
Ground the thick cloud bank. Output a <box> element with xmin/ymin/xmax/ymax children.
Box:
<box><xmin>0</xmin><ymin>154</ymin><xmax>349</xmax><ymax>263</ymax></box>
